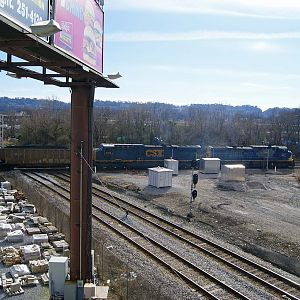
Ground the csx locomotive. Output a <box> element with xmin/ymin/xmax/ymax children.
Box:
<box><xmin>94</xmin><ymin>144</ymin><xmax>201</xmax><ymax>169</ymax></box>
<box><xmin>207</xmin><ymin>145</ymin><xmax>294</xmax><ymax>168</ymax></box>
<box><xmin>0</xmin><ymin>144</ymin><xmax>294</xmax><ymax>169</ymax></box>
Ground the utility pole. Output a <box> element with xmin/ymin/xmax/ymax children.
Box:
<box><xmin>266</xmin><ymin>148</ymin><xmax>269</xmax><ymax>171</ymax></box>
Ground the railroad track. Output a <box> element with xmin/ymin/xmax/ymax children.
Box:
<box><xmin>23</xmin><ymin>171</ymin><xmax>300</xmax><ymax>300</ymax></box>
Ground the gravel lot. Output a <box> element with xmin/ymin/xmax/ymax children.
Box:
<box><xmin>95</xmin><ymin>168</ymin><xmax>300</xmax><ymax>277</ymax></box>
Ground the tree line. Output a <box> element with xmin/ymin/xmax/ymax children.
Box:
<box><xmin>3</xmin><ymin>103</ymin><xmax>300</xmax><ymax>157</ymax></box>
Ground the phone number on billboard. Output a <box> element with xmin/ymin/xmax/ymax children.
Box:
<box><xmin>0</xmin><ymin>0</ymin><xmax>43</xmax><ymax>24</ymax></box>
<box><xmin>16</xmin><ymin>0</ymin><xmax>43</xmax><ymax>23</ymax></box>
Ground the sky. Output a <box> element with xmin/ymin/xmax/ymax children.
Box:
<box><xmin>1</xmin><ymin>0</ymin><xmax>300</xmax><ymax>110</ymax></box>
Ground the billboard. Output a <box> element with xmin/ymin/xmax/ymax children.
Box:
<box><xmin>0</xmin><ymin>0</ymin><xmax>49</xmax><ymax>28</ymax></box>
<box><xmin>54</xmin><ymin>0</ymin><xmax>104</xmax><ymax>74</ymax></box>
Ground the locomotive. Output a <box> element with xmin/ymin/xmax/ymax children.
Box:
<box><xmin>94</xmin><ymin>144</ymin><xmax>202</xmax><ymax>169</ymax></box>
<box><xmin>207</xmin><ymin>145</ymin><xmax>294</xmax><ymax>168</ymax></box>
<box><xmin>0</xmin><ymin>144</ymin><xmax>294</xmax><ymax>170</ymax></box>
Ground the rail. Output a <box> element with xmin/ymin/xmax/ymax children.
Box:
<box><xmin>22</xmin><ymin>171</ymin><xmax>300</xmax><ymax>300</ymax></box>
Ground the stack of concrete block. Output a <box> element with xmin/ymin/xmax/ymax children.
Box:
<box><xmin>1</xmin><ymin>272</ymin><xmax>13</xmax><ymax>289</ymax></box>
<box><xmin>0</xmin><ymin>205</ymin><xmax>10</xmax><ymax>214</ymax></box>
<box><xmin>10</xmin><ymin>264</ymin><xmax>31</xmax><ymax>278</ymax></box>
<box><xmin>164</xmin><ymin>159</ymin><xmax>179</xmax><ymax>176</ymax></box>
<box><xmin>29</xmin><ymin>259</ymin><xmax>49</xmax><ymax>273</ymax></box>
<box><xmin>40</xmin><ymin>242</ymin><xmax>53</xmax><ymax>250</ymax></box>
<box><xmin>48</xmin><ymin>232</ymin><xmax>65</xmax><ymax>242</ymax></box>
<box><xmin>148</xmin><ymin>167</ymin><xmax>173</xmax><ymax>188</ymax></box>
<box><xmin>52</xmin><ymin>240</ymin><xmax>69</xmax><ymax>252</ymax></box>
<box><xmin>0</xmin><ymin>188</ymin><xmax>7</xmax><ymax>195</ymax></box>
<box><xmin>218</xmin><ymin>164</ymin><xmax>246</xmax><ymax>191</ymax></box>
<box><xmin>0</xmin><ymin>223</ymin><xmax>12</xmax><ymax>238</ymax></box>
<box><xmin>11</xmin><ymin>223</ymin><xmax>25</xmax><ymax>231</ymax></box>
<box><xmin>1</xmin><ymin>181</ymin><xmax>12</xmax><ymax>190</ymax></box>
<box><xmin>30</xmin><ymin>217</ymin><xmax>40</xmax><ymax>226</ymax></box>
<box><xmin>95</xmin><ymin>286</ymin><xmax>109</xmax><ymax>299</ymax></box>
<box><xmin>0</xmin><ymin>246</ymin><xmax>21</xmax><ymax>266</ymax></box>
<box><xmin>84</xmin><ymin>284</ymin><xmax>109</xmax><ymax>300</ymax></box>
<box><xmin>7</xmin><ymin>190</ymin><xmax>18</xmax><ymax>197</ymax></box>
<box><xmin>0</xmin><ymin>215</ymin><xmax>7</xmax><ymax>223</ymax></box>
<box><xmin>38</xmin><ymin>216</ymin><xmax>49</xmax><ymax>224</ymax></box>
<box><xmin>6</xmin><ymin>281</ymin><xmax>24</xmax><ymax>296</ymax></box>
<box><xmin>40</xmin><ymin>225</ymin><xmax>58</xmax><ymax>234</ymax></box>
<box><xmin>32</xmin><ymin>234</ymin><xmax>48</xmax><ymax>245</ymax></box>
<box><xmin>6</xmin><ymin>230</ymin><xmax>24</xmax><ymax>243</ymax></box>
<box><xmin>22</xmin><ymin>204</ymin><xmax>36</xmax><ymax>214</ymax></box>
<box><xmin>26</xmin><ymin>227</ymin><xmax>41</xmax><ymax>235</ymax></box>
<box><xmin>9</xmin><ymin>214</ymin><xmax>26</xmax><ymax>223</ymax></box>
<box><xmin>20</xmin><ymin>245</ymin><xmax>41</xmax><ymax>262</ymax></box>
<box><xmin>29</xmin><ymin>216</ymin><xmax>50</xmax><ymax>226</ymax></box>
<box><xmin>19</xmin><ymin>274</ymin><xmax>39</xmax><ymax>286</ymax></box>
<box><xmin>200</xmin><ymin>158</ymin><xmax>221</xmax><ymax>174</ymax></box>
<box><xmin>84</xmin><ymin>283</ymin><xmax>97</xmax><ymax>299</ymax></box>
<box><xmin>221</xmin><ymin>164</ymin><xmax>245</xmax><ymax>182</ymax></box>
<box><xmin>42</xmin><ymin>248</ymin><xmax>58</xmax><ymax>260</ymax></box>
<box><xmin>4</xmin><ymin>195</ymin><xmax>15</xmax><ymax>203</ymax></box>
<box><xmin>40</xmin><ymin>273</ymin><xmax>49</xmax><ymax>285</ymax></box>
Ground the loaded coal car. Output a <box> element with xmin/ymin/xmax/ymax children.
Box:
<box><xmin>207</xmin><ymin>145</ymin><xmax>294</xmax><ymax>168</ymax></box>
<box><xmin>0</xmin><ymin>146</ymin><xmax>70</xmax><ymax>169</ymax></box>
<box><xmin>94</xmin><ymin>144</ymin><xmax>201</xmax><ymax>170</ymax></box>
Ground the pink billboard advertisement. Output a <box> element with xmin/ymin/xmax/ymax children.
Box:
<box><xmin>54</xmin><ymin>0</ymin><xmax>104</xmax><ymax>74</ymax></box>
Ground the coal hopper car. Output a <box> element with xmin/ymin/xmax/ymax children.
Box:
<box><xmin>0</xmin><ymin>146</ymin><xmax>70</xmax><ymax>169</ymax></box>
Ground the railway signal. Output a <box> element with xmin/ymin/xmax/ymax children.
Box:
<box><xmin>192</xmin><ymin>173</ymin><xmax>198</xmax><ymax>185</ymax></box>
<box><xmin>187</xmin><ymin>168</ymin><xmax>198</xmax><ymax>220</ymax></box>
<box><xmin>192</xmin><ymin>189</ymin><xmax>198</xmax><ymax>199</ymax></box>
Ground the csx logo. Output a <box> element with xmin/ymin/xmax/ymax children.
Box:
<box><xmin>145</xmin><ymin>149</ymin><xmax>164</xmax><ymax>157</ymax></box>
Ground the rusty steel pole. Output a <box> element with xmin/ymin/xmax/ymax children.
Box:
<box><xmin>70</xmin><ymin>84</ymin><xmax>95</xmax><ymax>281</ymax></box>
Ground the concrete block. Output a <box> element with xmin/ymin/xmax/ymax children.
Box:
<box><xmin>200</xmin><ymin>158</ymin><xmax>221</xmax><ymax>174</ymax></box>
<box><xmin>148</xmin><ymin>167</ymin><xmax>173</xmax><ymax>188</ymax></box>
<box><xmin>164</xmin><ymin>159</ymin><xmax>179</xmax><ymax>175</ymax></box>
<box><xmin>10</xmin><ymin>282</ymin><xmax>21</xmax><ymax>293</ymax></box>
<box><xmin>221</xmin><ymin>164</ymin><xmax>245</xmax><ymax>182</ymax></box>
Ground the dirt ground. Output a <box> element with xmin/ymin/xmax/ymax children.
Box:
<box><xmin>95</xmin><ymin>168</ymin><xmax>300</xmax><ymax>276</ymax></box>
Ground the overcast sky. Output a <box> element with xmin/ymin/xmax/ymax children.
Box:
<box><xmin>1</xmin><ymin>0</ymin><xmax>300</xmax><ymax>110</ymax></box>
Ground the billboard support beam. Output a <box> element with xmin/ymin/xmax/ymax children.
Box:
<box><xmin>70</xmin><ymin>83</ymin><xmax>95</xmax><ymax>281</ymax></box>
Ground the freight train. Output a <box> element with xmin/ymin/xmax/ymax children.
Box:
<box><xmin>94</xmin><ymin>144</ymin><xmax>202</xmax><ymax>169</ymax></box>
<box><xmin>0</xmin><ymin>144</ymin><xmax>294</xmax><ymax>170</ymax></box>
<box><xmin>207</xmin><ymin>145</ymin><xmax>295</xmax><ymax>168</ymax></box>
<box><xmin>0</xmin><ymin>146</ymin><xmax>70</xmax><ymax>169</ymax></box>
<box><xmin>0</xmin><ymin>144</ymin><xmax>202</xmax><ymax>170</ymax></box>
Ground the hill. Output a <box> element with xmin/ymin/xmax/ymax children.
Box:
<box><xmin>0</xmin><ymin>97</ymin><xmax>296</xmax><ymax>118</ymax></box>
